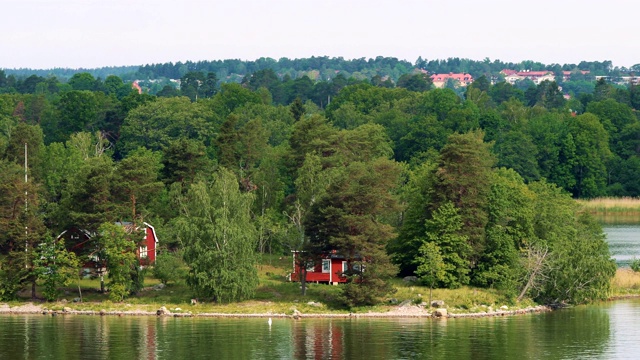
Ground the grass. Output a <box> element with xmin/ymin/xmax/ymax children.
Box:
<box><xmin>577</xmin><ymin>197</ymin><xmax>640</xmax><ymax>211</ymax></box>
<box><xmin>611</xmin><ymin>268</ymin><xmax>640</xmax><ymax>297</ymax></box>
<box><xmin>16</xmin><ymin>254</ymin><xmax>537</xmax><ymax>315</ymax></box>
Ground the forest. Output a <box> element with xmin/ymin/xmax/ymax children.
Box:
<box><xmin>0</xmin><ymin>58</ymin><xmax>632</xmax><ymax>307</ymax></box>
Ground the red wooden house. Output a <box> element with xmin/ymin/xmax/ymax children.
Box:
<box><xmin>290</xmin><ymin>250</ymin><xmax>359</xmax><ymax>285</ymax></box>
<box><xmin>56</xmin><ymin>222</ymin><xmax>159</xmax><ymax>273</ymax></box>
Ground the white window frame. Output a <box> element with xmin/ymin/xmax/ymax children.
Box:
<box><xmin>322</xmin><ymin>259</ymin><xmax>331</xmax><ymax>273</ymax></box>
<box><xmin>342</xmin><ymin>261</ymin><xmax>348</xmax><ymax>273</ymax></box>
<box><xmin>139</xmin><ymin>245</ymin><xmax>148</xmax><ymax>258</ymax></box>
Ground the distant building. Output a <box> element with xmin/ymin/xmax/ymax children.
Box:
<box><xmin>500</xmin><ymin>70</ymin><xmax>555</xmax><ymax>85</ymax></box>
<box><xmin>500</xmin><ymin>69</ymin><xmax>591</xmax><ymax>85</ymax></box>
<box><xmin>430</xmin><ymin>73</ymin><xmax>474</xmax><ymax>88</ymax></box>
<box><xmin>595</xmin><ymin>75</ymin><xmax>640</xmax><ymax>86</ymax></box>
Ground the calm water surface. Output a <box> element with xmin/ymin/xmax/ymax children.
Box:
<box><xmin>604</xmin><ymin>225</ymin><xmax>640</xmax><ymax>267</ymax></box>
<box><xmin>1</xmin><ymin>299</ymin><xmax>640</xmax><ymax>359</ymax></box>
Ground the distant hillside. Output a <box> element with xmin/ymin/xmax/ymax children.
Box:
<box><xmin>2</xmin><ymin>57</ymin><xmax>633</xmax><ymax>83</ymax></box>
<box><xmin>3</xmin><ymin>66</ymin><xmax>139</xmax><ymax>81</ymax></box>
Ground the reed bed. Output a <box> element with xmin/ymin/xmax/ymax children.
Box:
<box><xmin>611</xmin><ymin>268</ymin><xmax>640</xmax><ymax>296</ymax></box>
<box><xmin>578</xmin><ymin>197</ymin><xmax>640</xmax><ymax>212</ymax></box>
<box><xmin>577</xmin><ymin>197</ymin><xmax>640</xmax><ymax>224</ymax></box>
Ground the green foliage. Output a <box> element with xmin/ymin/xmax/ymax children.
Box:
<box><xmin>631</xmin><ymin>258</ymin><xmax>640</xmax><ymax>272</ymax></box>
<box><xmin>431</xmin><ymin>130</ymin><xmax>495</xmax><ymax>264</ymax></box>
<box><xmin>305</xmin><ymin>158</ymin><xmax>401</xmax><ymax>306</ymax></box>
<box><xmin>119</xmin><ymin>97</ymin><xmax>214</xmax><ymax>155</ymax></box>
<box><xmin>153</xmin><ymin>250</ymin><xmax>187</xmax><ymax>285</ymax></box>
<box><xmin>177</xmin><ymin>168</ymin><xmax>259</xmax><ymax>302</ymax></box>
<box><xmin>388</xmin><ymin>161</ymin><xmax>437</xmax><ymax>275</ymax></box>
<box><xmin>415</xmin><ymin>242</ymin><xmax>446</xmax><ymax>289</ymax></box>
<box><xmin>34</xmin><ymin>236</ymin><xmax>80</xmax><ymax>301</ymax></box>
<box><xmin>0</xmin><ymin>263</ymin><xmax>28</xmax><ymax>301</ymax></box>
<box><xmin>112</xmin><ymin>147</ymin><xmax>164</xmax><ymax>221</ymax></box>
<box><xmin>97</xmin><ymin>222</ymin><xmax>138</xmax><ymax>302</ymax></box>
<box><xmin>423</xmin><ymin>202</ymin><xmax>471</xmax><ymax>288</ymax></box>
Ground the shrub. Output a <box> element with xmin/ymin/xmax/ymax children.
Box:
<box><xmin>153</xmin><ymin>250</ymin><xmax>187</xmax><ymax>285</ymax></box>
<box><xmin>631</xmin><ymin>258</ymin><xmax>640</xmax><ymax>272</ymax></box>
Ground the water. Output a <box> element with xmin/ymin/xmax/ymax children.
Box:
<box><xmin>604</xmin><ymin>225</ymin><xmax>640</xmax><ymax>267</ymax></box>
<box><xmin>1</xmin><ymin>300</ymin><xmax>640</xmax><ymax>359</ymax></box>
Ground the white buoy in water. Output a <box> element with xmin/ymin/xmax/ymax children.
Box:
<box><xmin>268</xmin><ymin>317</ymin><xmax>272</xmax><ymax>326</ymax></box>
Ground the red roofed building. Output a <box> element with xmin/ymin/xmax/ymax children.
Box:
<box><xmin>430</xmin><ymin>73</ymin><xmax>474</xmax><ymax>88</ymax></box>
<box><xmin>562</xmin><ymin>70</ymin><xmax>591</xmax><ymax>81</ymax></box>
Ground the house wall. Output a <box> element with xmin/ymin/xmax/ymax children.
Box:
<box><xmin>290</xmin><ymin>253</ymin><xmax>347</xmax><ymax>284</ymax></box>
<box><xmin>145</xmin><ymin>227</ymin><xmax>156</xmax><ymax>263</ymax></box>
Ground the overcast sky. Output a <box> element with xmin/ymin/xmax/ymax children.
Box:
<box><xmin>2</xmin><ymin>0</ymin><xmax>638</xmax><ymax>69</ymax></box>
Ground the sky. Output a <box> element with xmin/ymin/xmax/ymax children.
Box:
<box><xmin>2</xmin><ymin>0</ymin><xmax>639</xmax><ymax>69</ymax></box>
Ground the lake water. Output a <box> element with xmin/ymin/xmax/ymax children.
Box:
<box><xmin>604</xmin><ymin>225</ymin><xmax>640</xmax><ymax>267</ymax></box>
<box><xmin>0</xmin><ymin>226</ymin><xmax>637</xmax><ymax>359</ymax></box>
<box><xmin>1</xmin><ymin>299</ymin><xmax>640</xmax><ymax>359</ymax></box>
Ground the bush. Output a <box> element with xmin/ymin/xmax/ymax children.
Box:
<box><xmin>631</xmin><ymin>258</ymin><xmax>640</xmax><ymax>272</ymax></box>
<box><xmin>153</xmin><ymin>250</ymin><xmax>187</xmax><ymax>285</ymax></box>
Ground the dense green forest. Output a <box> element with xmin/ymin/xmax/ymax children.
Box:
<box><xmin>0</xmin><ymin>59</ymin><xmax>631</xmax><ymax>307</ymax></box>
<box><xmin>3</xmin><ymin>56</ymin><xmax>636</xmax><ymax>94</ymax></box>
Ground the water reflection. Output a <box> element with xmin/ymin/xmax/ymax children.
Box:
<box><xmin>1</xmin><ymin>300</ymin><xmax>637</xmax><ymax>359</ymax></box>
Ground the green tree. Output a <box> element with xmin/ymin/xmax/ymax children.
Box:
<box><xmin>161</xmin><ymin>138</ymin><xmax>212</xmax><ymax>186</ymax></box>
<box><xmin>48</xmin><ymin>90</ymin><xmax>99</xmax><ymax>143</ymax></box>
<box><xmin>415</xmin><ymin>241</ymin><xmax>446</xmax><ymax>304</ymax></box>
<box><xmin>119</xmin><ymin>97</ymin><xmax>214</xmax><ymax>155</ymax></box>
<box><xmin>528</xmin><ymin>181</ymin><xmax>616</xmax><ymax>304</ymax></box>
<box><xmin>34</xmin><ymin>236</ymin><xmax>80</xmax><ymax>301</ymax></box>
<box><xmin>97</xmin><ymin>222</ymin><xmax>138</xmax><ymax>302</ymax></box>
<box><xmin>305</xmin><ymin>158</ymin><xmax>401</xmax><ymax>306</ymax></box>
<box><xmin>388</xmin><ymin>161</ymin><xmax>437</xmax><ymax>276</ymax></box>
<box><xmin>474</xmin><ymin>168</ymin><xmax>535</xmax><ymax>295</ymax></box>
<box><xmin>422</xmin><ymin>202</ymin><xmax>471</xmax><ymax>288</ymax></box>
<box><xmin>68</xmin><ymin>72</ymin><xmax>97</xmax><ymax>91</ymax></box>
<box><xmin>59</xmin><ymin>155</ymin><xmax>116</xmax><ymax>232</ymax></box>
<box><xmin>431</xmin><ymin>130</ymin><xmax>495</xmax><ymax>265</ymax></box>
<box><xmin>565</xmin><ymin>113</ymin><xmax>611</xmax><ymax>198</ymax></box>
<box><xmin>396</xmin><ymin>73</ymin><xmax>432</xmax><ymax>92</ymax></box>
<box><xmin>153</xmin><ymin>250</ymin><xmax>187</xmax><ymax>285</ymax></box>
<box><xmin>112</xmin><ymin>147</ymin><xmax>164</xmax><ymax>222</ymax></box>
<box><xmin>176</xmin><ymin>168</ymin><xmax>258</xmax><ymax>302</ymax></box>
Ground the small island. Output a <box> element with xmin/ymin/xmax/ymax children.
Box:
<box><xmin>0</xmin><ymin>57</ymin><xmax>637</xmax><ymax>315</ymax></box>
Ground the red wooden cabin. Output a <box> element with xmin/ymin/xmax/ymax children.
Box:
<box><xmin>290</xmin><ymin>250</ymin><xmax>355</xmax><ymax>284</ymax></box>
<box><xmin>56</xmin><ymin>222</ymin><xmax>159</xmax><ymax>273</ymax></box>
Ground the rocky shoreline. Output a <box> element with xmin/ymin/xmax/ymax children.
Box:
<box><xmin>0</xmin><ymin>302</ymin><xmax>551</xmax><ymax>319</ymax></box>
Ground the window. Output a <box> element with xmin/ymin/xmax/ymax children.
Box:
<box><xmin>139</xmin><ymin>246</ymin><xmax>148</xmax><ymax>258</ymax></box>
<box><xmin>322</xmin><ymin>259</ymin><xmax>330</xmax><ymax>273</ymax></box>
<box><xmin>342</xmin><ymin>261</ymin><xmax>348</xmax><ymax>273</ymax></box>
<box><xmin>306</xmin><ymin>262</ymin><xmax>315</xmax><ymax>272</ymax></box>
<box><xmin>353</xmin><ymin>263</ymin><xmax>365</xmax><ymax>273</ymax></box>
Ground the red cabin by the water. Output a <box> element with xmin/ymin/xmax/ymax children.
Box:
<box><xmin>56</xmin><ymin>222</ymin><xmax>159</xmax><ymax>273</ymax></box>
<box><xmin>290</xmin><ymin>250</ymin><xmax>354</xmax><ymax>285</ymax></box>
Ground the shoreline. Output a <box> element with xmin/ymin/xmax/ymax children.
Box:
<box><xmin>0</xmin><ymin>302</ymin><xmax>552</xmax><ymax>319</ymax></box>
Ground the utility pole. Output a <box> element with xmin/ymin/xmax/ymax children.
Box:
<box><xmin>25</xmin><ymin>142</ymin><xmax>28</xmax><ymax>270</ymax></box>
